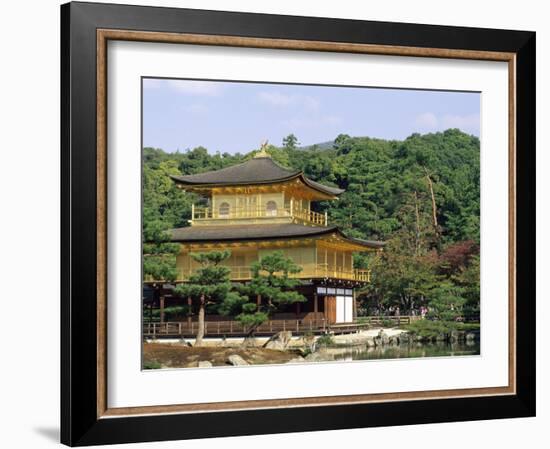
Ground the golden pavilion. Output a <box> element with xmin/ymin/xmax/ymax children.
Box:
<box><xmin>162</xmin><ymin>147</ymin><xmax>384</xmax><ymax>330</ymax></box>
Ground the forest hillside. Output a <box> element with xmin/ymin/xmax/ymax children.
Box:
<box><xmin>143</xmin><ymin>129</ymin><xmax>480</xmax><ymax>318</ymax></box>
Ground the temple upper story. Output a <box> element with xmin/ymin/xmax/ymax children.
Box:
<box><xmin>170</xmin><ymin>149</ymin><xmax>343</xmax><ymax>227</ymax></box>
<box><xmin>168</xmin><ymin>146</ymin><xmax>384</xmax><ymax>285</ymax></box>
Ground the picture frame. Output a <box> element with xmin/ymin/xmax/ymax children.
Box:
<box><xmin>60</xmin><ymin>1</ymin><xmax>535</xmax><ymax>446</ymax></box>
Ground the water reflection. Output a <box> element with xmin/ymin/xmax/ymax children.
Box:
<box><xmin>327</xmin><ymin>340</ymin><xmax>480</xmax><ymax>362</ymax></box>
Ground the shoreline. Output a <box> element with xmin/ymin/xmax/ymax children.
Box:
<box><xmin>143</xmin><ymin>330</ymin><xmax>480</xmax><ymax>369</ymax></box>
<box><xmin>144</xmin><ymin>327</ymin><xmax>409</xmax><ymax>348</ymax></box>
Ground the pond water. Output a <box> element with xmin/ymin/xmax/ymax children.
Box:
<box><xmin>328</xmin><ymin>340</ymin><xmax>480</xmax><ymax>362</ymax></box>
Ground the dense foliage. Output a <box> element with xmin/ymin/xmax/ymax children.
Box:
<box><xmin>143</xmin><ymin>129</ymin><xmax>480</xmax><ymax>322</ymax></box>
<box><xmin>220</xmin><ymin>251</ymin><xmax>307</xmax><ymax>335</ymax></box>
<box><xmin>174</xmin><ymin>250</ymin><xmax>246</xmax><ymax>346</ymax></box>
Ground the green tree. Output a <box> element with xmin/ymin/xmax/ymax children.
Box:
<box><xmin>144</xmin><ymin>130</ymin><xmax>480</xmax><ymax>248</ymax></box>
<box><xmin>144</xmin><ymin>129</ymin><xmax>481</xmax><ymax>322</ymax></box>
<box><xmin>142</xmin><ymin>160</ymin><xmax>186</xmax><ymax>281</ymax></box>
<box><xmin>452</xmin><ymin>254</ymin><xmax>480</xmax><ymax>319</ymax></box>
<box><xmin>364</xmin><ymin>234</ymin><xmax>438</xmax><ymax>314</ymax></box>
<box><xmin>426</xmin><ymin>281</ymin><xmax>466</xmax><ymax>323</ymax></box>
<box><xmin>174</xmin><ymin>251</ymin><xmax>245</xmax><ymax>346</ymax></box>
<box><xmin>282</xmin><ymin>133</ymin><xmax>299</xmax><ymax>151</ymax></box>
<box><xmin>142</xmin><ymin>221</ymin><xmax>180</xmax><ymax>281</ymax></box>
<box><xmin>222</xmin><ymin>252</ymin><xmax>306</xmax><ymax>336</ymax></box>
<box><xmin>333</xmin><ymin>133</ymin><xmax>352</xmax><ymax>154</ymax></box>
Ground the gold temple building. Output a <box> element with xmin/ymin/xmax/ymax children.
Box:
<box><xmin>164</xmin><ymin>148</ymin><xmax>384</xmax><ymax>329</ymax></box>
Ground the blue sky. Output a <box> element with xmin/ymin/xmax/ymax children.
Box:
<box><xmin>143</xmin><ymin>78</ymin><xmax>480</xmax><ymax>154</ymax></box>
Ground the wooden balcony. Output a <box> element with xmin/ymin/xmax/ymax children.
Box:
<box><xmin>176</xmin><ymin>264</ymin><xmax>371</xmax><ymax>282</ymax></box>
<box><xmin>191</xmin><ymin>204</ymin><xmax>328</xmax><ymax>226</ymax></box>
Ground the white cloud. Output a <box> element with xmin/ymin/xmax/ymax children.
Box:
<box><xmin>414</xmin><ymin>112</ymin><xmax>480</xmax><ymax>135</ymax></box>
<box><xmin>167</xmin><ymin>80</ymin><xmax>223</xmax><ymax>96</ymax></box>
<box><xmin>257</xmin><ymin>91</ymin><xmax>320</xmax><ymax>111</ymax></box>
<box><xmin>441</xmin><ymin>113</ymin><xmax>480</xmax><ymax>133</ymax></box>
<box><xmin>258</xmin><ymin>91</ymin><xmax>293</xmax><ymax>106</ymax></box>
<box><xmin>415</xmin><ymin>112</ymin><xmax>439</xmax><ymax>129</ymax></box>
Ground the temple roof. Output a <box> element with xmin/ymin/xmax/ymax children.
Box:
<box><xmin>170</xmin><ymin>156</ymin><xmax>344</xmax><ymax>197</ymax></box>
<box><xmin>170</xmin><ymin>223</ymin><xmax>384</xmax><ymax>249</ymax></box>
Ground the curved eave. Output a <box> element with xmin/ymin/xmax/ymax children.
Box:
<box><xmin>171</xmin><ymin>172</ymin><xmax>344</xmax><ymax>198</ymax></box>
<box><xmin>170</xmin><ymin>171</ymin><xmax>299</xmax><ymax>188</ymax></box>
<box><xmin>337</xmin><ymin>232</ymin><xmax>386</xmax><ymax>251</ymax></box>
<box><xmin>170</xmin><ymin>223</ymin><xmax>385</xmax><ymax>251</ymax></box>
<box><xmin>300</xmin><ymin>175</ymin><xmax>344</xmax><ymax>196</ymax></box>
<box><xmin>170</xmin><ymin>224</ymin><xmax>341</xmax><ymax>244</ymax></box>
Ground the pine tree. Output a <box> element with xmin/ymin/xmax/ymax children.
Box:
<box><xmin>221</xmin><ymin>251</ymin><xmax>306</xmax><ymax>336</ymax></box>
<box><xmin>174</xmin><ymin>251</ymin><xmax>245</xmax><ymax>346</ymax></box>
<box><xmin>142</xmin><ymin>220</ymin><xmax>180</xmax><ymax>282</ymax></box>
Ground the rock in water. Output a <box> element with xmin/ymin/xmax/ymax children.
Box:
<box><xmin>198</xmin><ymin>361</ymin><xmax>213</xmax><ymax>368</ymax></box>
<box><xmin>263</xmin><ymin>331</ymin><xmax>292</xmax><ymax>350</ymax></box>
<box><xmin>398</xmin><ymin>332</ymin><xmax>410</xmax><ymax>344</ymax></box>
<box><xmin>303</xmin><ymin>334</ymin><xmax>317</xmax><ymax>353</ymax></box>
<box><xmin>227</xmin><ymin>354</ymin><xmax>249</xmax><ymax>366</ymax></box>
<box><xmin>378</xmin><ymin>330</ymin><xmax>390</xmax><ymax>345</ymax></box>
<box><xmin>448</xmin><ymin>330</ymin><xmax>463</xmax><ymax>341</ymax></box>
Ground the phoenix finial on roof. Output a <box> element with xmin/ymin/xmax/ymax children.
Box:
<box><xmin>254</xmin><ymin>140</ymin><xmax>271</xmax><ymax>158</ymax></box>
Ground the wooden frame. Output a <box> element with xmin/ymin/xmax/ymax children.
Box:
<box><xmin>61</xmin><ymin>1</ymin><xmax>535</xmax><ymax>446</ymax></box>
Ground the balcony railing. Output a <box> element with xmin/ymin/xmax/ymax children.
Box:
<box><xmin>177</xmin><ymin>264</ymin><xmax>370</xmax><ymax>282</ymax></box>
<box><xmin>143</xmin><ymin>317</ymin><xmax>421</xmax><ymax>337</ymax></box>
<box><xmin>191</xmin><ymin>204</ymin><xmax>328</xmax><ymax>226</ymax></box>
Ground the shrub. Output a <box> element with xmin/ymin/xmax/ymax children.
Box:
<box><xmin>356</xmin><ymin>317</ymin><xmax>371</xmax><ymax>325</ymax></box>
<box><xmin>404</xmin><ymin>320</ymin><xmax>451</xmax><ymax>339</ymax></box>
<box><xmin>381</xmin><ymin>318</ymin><xmax>394</xmax><ymax>328</ymax></box>
<box><xmin>457</xmin><ymin>322</ymin><xmax>480</xmax><ymax>331</ymax></box>
<box><xmin>405</xmin><ymin>320</ymin><xmax>481</xmax><ymax>341</ymax></box>
<box><xmin>143</xmin><ymin>361</ymin><xmax>162</xmax><ymax>370</ymax></box>
<box><xmin>316</xmin><ymin>334</ymin><xmax>335</xmax><ymax>347</ymax></box>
